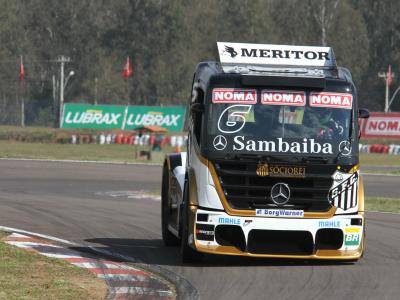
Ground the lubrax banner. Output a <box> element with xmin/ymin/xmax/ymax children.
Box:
<box><xmin>61</xmin><ymin>103</ymin><xmax>185</xmax><ymax>131</ymax></box>
<box><xmin>217</xmin><ymin>42</ymin><xmax>336</xmax><ymax>68</ymax></box>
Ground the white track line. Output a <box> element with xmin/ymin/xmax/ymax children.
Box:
<box><xmin>40</xmin><ymin>253</ymin><xmax>85</xmax><ymax>259</ymax></box>
<box><xmin>5</xmin><ymin>241</ymin><xmax>62</xmax><ymax>248</ymax></box>
<box><xmin>113</xmin><ymin>287</ymin><xmax>173</xmax><ymax>296</ymax></box>
<box><xmin>0</xmin><ymin>157</ymin><xmax>162</xmax><ymax>166</ymax></box>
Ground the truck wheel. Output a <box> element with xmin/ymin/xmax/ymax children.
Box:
<box><xmin>181</xmin><ymin>182</ymin><xmax>204</xmax><ymax>264</ymax></box>
<box><xmin>161</xmin><ymin>165</ymin><xmax>179</xmax><ymax>246</ymax></box>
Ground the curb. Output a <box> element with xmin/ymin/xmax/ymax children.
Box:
<box><xmin>1</xmin><ymin>230</ymin><xmax>175</xmax><ymax>300</ymax></box>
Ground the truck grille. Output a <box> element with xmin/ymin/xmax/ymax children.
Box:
<box><xmin>213</xmin><ymin>160</ymin><xmax>333</xmax><ymax>212</ymax></box>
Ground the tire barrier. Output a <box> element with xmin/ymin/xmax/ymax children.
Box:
<box><xmin>71</xmin><ymin>133</ymin><xmax>188</xmax><ymax>148</ymax></box>
<box><xmin>359</xmin><ymin>143</ymin><xmax>400</xmax><ymax>155</ymax></box>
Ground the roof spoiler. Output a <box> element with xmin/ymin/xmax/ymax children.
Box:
<box><xmin>217</xmin><ymin>42</ymin><xmax>337</xmax><ymax>73</ymax></box>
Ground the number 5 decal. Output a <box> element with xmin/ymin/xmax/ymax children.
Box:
<box><xmin>217</xmin><ymin>105</ymin><xmax>252</xmax><ymax>134</ymax></box>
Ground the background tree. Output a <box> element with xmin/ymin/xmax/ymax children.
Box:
<box><xmin>0</xmin><ymin>0</ymin><xmax>399</xmax><ymax>126</ymax></box>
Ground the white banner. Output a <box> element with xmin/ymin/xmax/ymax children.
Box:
<box><xmin>361</xmin><ymin>113</ymin><xmax>400</xmax><ymax>138</ymax></box>
<box><xmin>217</xmin><ymin>42</ymin><xmax>336</xmax><ymax>68</ymax></box>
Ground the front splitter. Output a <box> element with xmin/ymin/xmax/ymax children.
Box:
<box><xmin>190</xmin><ymin>207</ymin><xmax>364</xmax><ymax>260</ymax></box>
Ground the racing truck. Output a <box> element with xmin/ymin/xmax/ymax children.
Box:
<box><xmin>161</xmin><ymin>42</ymin><xmax>370</xmax><ymax>263</ymax></box>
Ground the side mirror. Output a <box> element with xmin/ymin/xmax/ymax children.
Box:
<box><xmin>358</xmin><ymin>108</ymin><xmax>370</xmax><ymax>119</ymax></box>
<box><xmin>190</xmin><ymin>103</ymin><xmax>204</xmax><ymax>114</ymax></box>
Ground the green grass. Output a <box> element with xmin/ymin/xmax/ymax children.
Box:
<box><xmin>365</xmin><ymin>197</ymin><xmax>400</xmax><ymax>213</ymax></box>
<box><xmin>360</xmin><ymin>153</ymin><xmax>400</xmax><ymax>166</ymax></box>
<box><xmin>0</xmin><ymin>232</ymin><xmax>106</xmax><ymax>300</ymax></box>
<box><xmin>362</xmin><ymin>169</ymin><xmax>400</xmax><ymax>175</ymax></box>
<box><xmin>0</xmin><ymin>141</ymin><xmax>175</xmax><ymax>164</ymax></box>
<box><xmin>360</xmin><ymin>138</ymin><xmax>400</xmax><ymax>145</ymax></box>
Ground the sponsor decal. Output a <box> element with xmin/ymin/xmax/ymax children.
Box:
<box><xmin>334</xmin><ymin>172</ymin><xmax>344</xmax><ymax>182</ymax></box>
<box><xmin>261</xmin><ymin>90</ymin><xmax>306</xmax><ymax>106</ymax></box>
<box><xmin>256</xmin><ymin>209</ymin><xmax>304</xmax><ymax>218</ymax></box>
<box><xmin>256</xmin><ymin>162</ymin><xmax>269</xmax><ymax>177</ymax></box>
<box><xmin>124</xmin><ymin>106</ymin><xmax>185</xmax><ymax>131</ymax></box>
<box><xmin>268</xmin><ymin>165</ymin><xmax>306</xmax><ymax>178</ymax></box>
<box><xmin>223</xmin><ymin>45</ymin><xmax>238</xmax><ymax>58</ymax></box>
<box><xmin>196</xmin><ymin>229</ymin><xmax>214</xmax><ymax>236</ymax></box>
<box><xmin>243</xmin><ymin>220</ymin><xmax>253</xmax><ymax>227</ymax></box>
<box><xmin>338</xmin><ymin>140</ymin><xmax>352</xmax><ymax>156</ymax></box>
<box><xmin>218</xmin><ymin>105</ymin><xmax>252</xmax><ymax>133</ymax></box>
<box><xmin>64</xmin><ymin>110</ymin><xmax>122</xmax><ymax>126</ymax></box>
<box><xmin>125</xmin><ymin>112</ymin><xmax>180</xmax><ymax>128</ymax></box>
<box><xmin>232</xmin><ymin>136</ymin><xmax>333</xmax><ymax>154</ymax></box>
<box><xmin>217</xmin><ymin>42</ymin><xmax>336</xmax><ymax>68</ymax></box>
<box><xmin>344</xmin><ymin>227</ymin><xmax>361</xmax><ymax>246</ymax></box>
<box><xmin>213</xmin><ymin>135</ymin><xmax>227</xmax><ymax>151</ymax></box>
<box><xmin>218</xmin><ymin>217</ymin><xmax>241</xmax><ymax>225</ymax></box>
<box><xmin>310</xmin><ymin>92</ymin><xmax>353</xmax><ymax>109</ymax></box>
<box><xmin>319</xmin><ymin>220</ymin><xmax>341</xmax><ymax>228</ymax></box>
<box><xmin>196</xmin><ymin>224</ymin><xmax>215</xmax><ymax>241</ymax></box>
<box><xmin>329</xmin><ymin>172</ymin><xmax>358</xmax><ymax>211</ymax></box>
<box><xmin>212</xmin><ymin>88</ymin><xmax>257</xmax><ymax>104</ymax></box>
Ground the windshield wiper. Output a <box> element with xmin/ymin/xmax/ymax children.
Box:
<box><xmin>301</xmin><ymin>156</ymin><xmax>329</xmax><ymax>164</ymax></box>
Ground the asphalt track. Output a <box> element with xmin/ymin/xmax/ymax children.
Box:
<box><xmin>0</xmin><ymin>160</ymin><xmax>399</xmax><ymax>300</ymax></box>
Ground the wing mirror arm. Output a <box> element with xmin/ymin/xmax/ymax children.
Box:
<box><xmin>190</xmin><ymin>103</ymin><xmax>204</xmax><ymax>114</ymax></box>
<box><xmin>358</xmin><ymin>108</ymin><xmax>370</xmax><ymax>119</ymax></box>
<box><xmin>358</xmin><ymin>108</ymin><xmax>370</xmax><ymax>139</ymax></box>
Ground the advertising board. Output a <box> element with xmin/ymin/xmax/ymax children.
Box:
<box><xmin>360</xmin><ymin>112</ymin><xmax>400</xmax><ymax>138</ymax></box>
<box><xmin>62</xmin><ymin>103</ymin><xmax>185</xmax><ymax>131</ymax></box>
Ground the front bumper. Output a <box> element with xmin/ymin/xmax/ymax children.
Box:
<box><xmin>190</xmin><ymin>206</ymin><xmax>364</xmax><ymax>260</ymax></box>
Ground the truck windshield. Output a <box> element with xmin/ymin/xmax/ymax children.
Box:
<box><xmin>207</xmin><ymin>95</ymin><xmax>353</xmax><ymax>157</ymax></box>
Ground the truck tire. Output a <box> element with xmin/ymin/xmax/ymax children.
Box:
<box><xmin>161</xmin><ymin>165</ymin><xmax>180</xmax><ymax>246</ymax></box>
<box><xmin>181</xmin><ymin>181</ymin><xmax>204</xmax><ymax>264</ymax></box>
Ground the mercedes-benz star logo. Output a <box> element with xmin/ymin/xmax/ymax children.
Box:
<box><xmin>339</xmin><ymin>141</ymin><xmax>352</xmax><ymax>156</ymax></box>
<box><xmin>270</xmin><ymin>183</ymin><xmax>291</xmax><ymax>206</ymax></box>
<box><xmin>213</xmin><ymin>135</ymin><xmax>227</xmax><ymax>151</ymax></box>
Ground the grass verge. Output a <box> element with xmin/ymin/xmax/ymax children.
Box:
<box><xmin>360</xmin><ymin>153</ymin><xmax>400</xmax><ymax>166</ymax></box>
<box><xmin>0</xmin><ymin>141</ymin><xmax>173</xmax><ymax>164</ymax></box>
<box><xmin>362</xmin><ymin>169</ymin><xmax>400</xmax><ymax>175</ymax></box>
<box><xmin>365</xmin><ymin>197</ymin><xmax>400</xmax><ymax>213</ymax></box>
<box><xmin>0</xmin><ymin>231</ymin><xmax>107</xmax><ymax>300</ymax></box>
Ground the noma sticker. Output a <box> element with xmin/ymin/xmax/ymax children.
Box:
<box><xmin>212</xmin><ymin>88</ymin><xmax>257</xmax><ymax>104</ymax></box>
<box><xmin>310</xmin><ymin>92</ymin><xmax>353</xmax><ymax>109</ymax></box>
<box><xmin>262</xmin><ymin>90</ymin><xmax>306</xmax><ymax>106</ymax></box>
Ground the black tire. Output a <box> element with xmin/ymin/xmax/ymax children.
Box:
<box><xmin>161</xmin><ymin>164</ymin><xmax>180</xmax><ymax>246</ymax></box>
<box><xmin>180</xmin><ymin>181</ymin><xmax>204</xmax><ymax>264</ymax></box>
